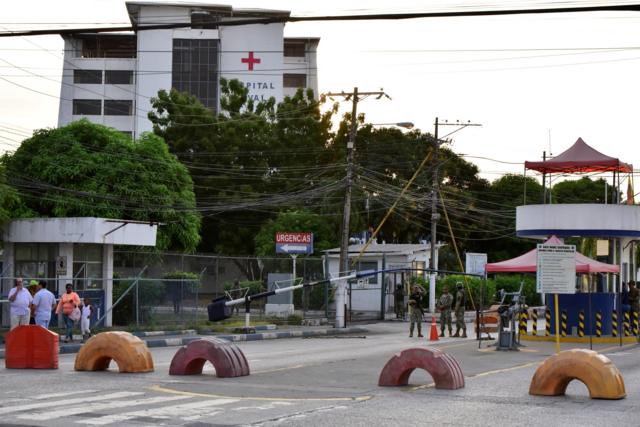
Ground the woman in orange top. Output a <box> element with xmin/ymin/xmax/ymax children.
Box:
<box><xmin>56</xmin><ymin>283</ymin><xmax>80</xmax><ymax>343</ymax></box>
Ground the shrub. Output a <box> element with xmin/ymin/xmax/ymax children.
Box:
<box><xmin>112</xmin><ymin>279</ymin><xmax>166</xmax><ymax>325</ymax></box>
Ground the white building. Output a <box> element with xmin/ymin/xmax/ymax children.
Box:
<box><xmin>57</xmin><ymin>1</ymin><xmax>319</xmax><ymax>138</ymax></box>
<box><xmin>2</xmin><ymin>218</ymin><xmax>157</xmax><ymax>327</ymax></box>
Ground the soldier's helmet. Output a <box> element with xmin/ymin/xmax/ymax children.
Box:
<box><xmin>456</xmin><ymin>282</ymin><xmax>463</xmax><ymax>290</ymax></box>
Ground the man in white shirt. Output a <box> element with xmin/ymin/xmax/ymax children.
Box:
<box><xmin>8</xmin><ymin>277</ymin><xmax>32</xmax><ymax>330</ymax></box>
<box><xmin>31</xmin><ymin>280</ymin><xmax>56</xmax><ymax>329</ymax></box>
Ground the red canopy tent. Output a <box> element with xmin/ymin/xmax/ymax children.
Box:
<box><xmin>486</xmin><ymin>236</ymin><xmax>619</xmax><ymax>274</ymax></box>
<box><xmin>524</xmin><ymin>137</ymin><xmax>632</xmax><ymax>174</ymax></box>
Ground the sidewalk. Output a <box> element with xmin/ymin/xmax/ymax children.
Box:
<box><xmin>0</xmin><ymin>325</ymin><xmax>368</xmax><ymax>359</ymax></box>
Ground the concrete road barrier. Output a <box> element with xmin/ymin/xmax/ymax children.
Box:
<box><xmin>378</xmin><ymin>347</ymin><xmax>464</xmax><ymax>389</ymax></box>
<box><xmin>5</xmin><ymin>325</ymin><xmax>59</xmax><ymax>369</ymax></box>
<box><xmin>169</xmin><ymin>337</ymin><xmax>250</xmax><ymax>377</ymax></box>
<box><xmin>529</xmin><ymin>349</ymin><xmax>625</xmax><ymax>400</ymax></box>
<box><xmin>74</xmin><ymin>331</ymin><xmax>154</xmax><ymax>373</ymax></box>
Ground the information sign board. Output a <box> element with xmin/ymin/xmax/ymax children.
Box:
<box><xmin>536</xmin><ymin>244</ymin><xmax>576</xmax><ymax>294</ymax></box>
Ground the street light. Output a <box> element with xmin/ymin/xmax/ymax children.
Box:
<box><xmin>371</xmin><ymin>122</ymin><xmax>415</xmax><ymax>129</ymax></box>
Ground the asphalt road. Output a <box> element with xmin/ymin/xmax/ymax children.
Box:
<box><xmin>1</xmin><ymin>322</ymin><xmax>638</xmax><ymax>426</ymax></box>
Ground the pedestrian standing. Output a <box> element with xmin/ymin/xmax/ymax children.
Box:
<box><xmin>437</xmin><ymin>286</ymin><xmax>454</xmax><ymax>337</ymax></box>
<box><xmin>80</xmin><ymin>298</ymin><xmax>93</xmax><ymax>340</ymax></box>
<box><xmin>27</xmin><ymin>280</ymin><xmax>39</xmax><ymax>325</ymax></box>
<box><xmin>453</xmin><ymin>282</ymin><xmax>467</xmax><ymax>338</ymax></box>
<box><xmin>31</xmin><ymin>280</ymin><xmax>56</xmax><ymax>328</ymax></box>
<box><xmin>56</xmin><ymin>283</ymin><xmax>80</xmax><ymax>343</ymax></box>
<box><xmin>8</xmin><ymin>277</ymin><xmax>32</xmax><ymax>330</ymax></box>
<box><xmin>408</xmin><ymin>285</ymin><xmax>425</xmax><ymax>337</ymax></box>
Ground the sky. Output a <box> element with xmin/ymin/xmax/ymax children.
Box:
<box><xmin>1</xmin><ymin>0</ymin><xmax>640</xmax><ymax>181</ymax></box>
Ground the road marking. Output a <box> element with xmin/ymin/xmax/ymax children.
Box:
<box><xmin>20</xmin><ymin>395</ymin><xmax>191</xmax><ymax>421</ymax></box>
<box><xmin>0</xmin><ymin>391</ymin><xmax>144</xmax><ymax>415</ymax></box>
<box><xmin>406</xmin><ymin>361</ymin><xmax>541</xmax><ymax>392</ymax></box>
<box><xmin>77</xmin><ymin>398</ymin><xmax>239</xmax><ymax>425</ymax></box>
<box><xmin>254</xmin><ymin>364</ymin><xmax>306</xmax><ymax>374</ymax></box>
<box><xmin>468</xmin><ymin>361</ymin><xmax>541</xmax><ymax>379</ymax></box>
<box><xmin>33</xmin><ymin>390</ymin><xmax>99</xmax><ymax>400</ymax></box>
<box><xmin>149</xmin><ymin>385</ymin><xmax>373</xmax><ymax>402</ymax></box>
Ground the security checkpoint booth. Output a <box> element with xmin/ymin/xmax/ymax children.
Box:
<box><xmin>324</xmin><ymin>243</ymin><xmax>438</xmax><ymax>319</ymax></box>
<box><xmin>507</xmin><ymin>138</ymin><xmax>638</xmax><ymax>341</ymax></box>
<box><xmin>1</xmin><ymin>218</ymin><xmax>157</xmax><ymax>327</ymax></box>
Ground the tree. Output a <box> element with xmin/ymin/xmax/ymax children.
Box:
<box><xmin>0</xmin><ymin>162</ymin><xmax>32</xmax><ymax>225</ymax></box>
<box><xmin>148</xmin><ymin>80</ymin><xmax>338</xmax><ymax>256</ymax></box>
<box><xmin>3</xmin><ymin>120</ymin><xmax>201</xmax><ymax>252</ymax></box>
<box><xmin>551</xmin><ymin>177</ymin><xmax>612</xmax><ymax>204</ymax></box>
<box><xmin>254</xmin><ymin>209</ymin><xmax>336</xmax><ymax>256</ymax></box>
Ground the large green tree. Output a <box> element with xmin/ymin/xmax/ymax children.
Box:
<box><xmin>148</xmin><ymin>79</ymin><xmax>338</xmax><ymax>256</ymax></box>
<box><xmin>3</xmin><ymin>120</ymin><xmax>201</xmax><ymax>251</ymax></box>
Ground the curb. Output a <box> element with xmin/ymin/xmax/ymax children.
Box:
<box><xmin>0</xmin><ymin>327</ymin><xmax>368</xmax><ymax>358</ymax></box>
<box><xmin>132</xmin><ymin>329</ymin><xmax>197</xmax><ymax>337</ymax></box>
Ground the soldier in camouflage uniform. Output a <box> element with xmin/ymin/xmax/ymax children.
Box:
<box><xmin>453</xmin><ymin>282</ymin><xmax>467</xmax><ymax>338</ymax></box>
<box><xmin>408</xmin><ymin>285</ymin><xmax>424</xmax><ymax>337</ymax></box>
<box><xmin>436</xmin><ymin>286</ymin><xmax>453</xmax><ymax>337</ymax></box>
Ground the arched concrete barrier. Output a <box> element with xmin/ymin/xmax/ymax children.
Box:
<box><xmin>74</xmin><ymin>331</ymin><xmax>154</xmax><ymax>373</ymax></box>
<box><xmin>529</xmin><ymin>349</ymin><xmax>625</xmax><ymax>399</ymax></box>
<box><xmin>5</xmin><ymin>325</ymin><xmax>59</xmax><ymax>369</ymax></box>
<box><xmin>169</xmin><ymin>337</ymin><xmax>250</xmax><ymax>377</ymax></box>
<box><xmin>378</xmin><ymin>347</ymin><xmax>464</xmax><ymax>389</ymax></box>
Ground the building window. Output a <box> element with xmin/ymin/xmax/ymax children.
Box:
<box><xmin>284</xmin><ymin>42</ymin><xmax>305</xmax><ymax>57</ymax></box>
<box><xmin>105</xmin><ymin>70</ymin><xmax>133</xmax><ymax>85</ymax></box>
<box><xmin>73</xmin><ymin>244</ymin><xmax>103</xmax><ymax>290</ymax></box>
<box><xmin>283</xmin><ymin>73</ymin><xmax>306</xmax><ymax>88</ymax></box>
<box><xmin>81</xmin><ymin>35</ymin><xmax>136</xmax><ymax>58</ymax></box>
<box><xmin>355</xmin><ymin>261</ymin><xmax>378</xmax><ymax>285</ymax></box>
<box><xmin>73</xmin><ymin>69</ymin><xmax>102</xmax><ymax>84</ymax></box>
<box><xmin>14</xmin><ymin>243</ymin><xmax>56</xmax><ymax>284</ymax></box>
<box><xmin>172</xmin><ymin>39</ymin><xmax>219</xmax><ymax>110</ymax></box>
<box><xmin>73</xmin><ymin>99</ymin><xmax>102</xmax><ymax>115</ymax></box>
<box><xmin>104</xmin><ymin>100</ymin><xmax>133</xmax><ymax>116</ymax></box>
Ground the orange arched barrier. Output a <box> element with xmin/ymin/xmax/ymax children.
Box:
<box><xmin>169</xmin><ymin>337</ymin><xmax>250</xmax><ymax>377</ymax></box>
<box><xmin>5</xmin><ymin>325</ymin><xmax>59</xmax><ymax>369</ymax></box>
<box><xmin>529</xmin><ymin>349</ymin><xmax>625</xmax><ymax>399</ymax></box>
<box><xmin>378</xmin><ymin>347</ymin><xmax>464</xmax><ymax>389</ymax></box>
<box><xmin>74</xmin><ymin>331</ymin><xmax>154</xmax><ymax>373</ymax></box>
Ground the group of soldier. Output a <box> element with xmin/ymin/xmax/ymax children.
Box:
<box><xmin>404</xmin><ymin>282</ymin><xmax>467</xmax><ymax>338</ymax></box>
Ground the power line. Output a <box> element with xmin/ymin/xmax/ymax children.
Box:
<box><xmin>2</xmin><ymin>3</ymin><xmax>640</xmax><ymax>37</ymax></box>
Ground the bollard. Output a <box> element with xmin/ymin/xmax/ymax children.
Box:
<box><xmin>561</xmin><ymin>309</ymin><xmax>568</xmax><ymax>337</ymax></box>
<box><xmin>545</xmin><ymin>309</ymin><xmax>551</xmax><ymax>337</ymax></box>
<box><xmin>612</xmin><ymin>310</ymin><xmax>618</xmax><ymax>337</ymax></box>
<box><xmin>595</xmin><ymin>311</ymin><xmax>602</xmax><ymax>337</ymax></box>
<box><xmin>519</xmin><ymin>311</ymin><xmax>527</xmax><ymax>335</ymax></box>
<box><xmin>633</xmin><ymin>311</ymin><xmax>639</xmax><ymax>336</ymax></box>
<box><xmin>578</xmin><ymin>310</ymin><xmax>585</xmax><ymax>337</ymax></box>
<box><xmin>532</xmin><ymin>309</ymin><xmax>538</xmax><ymax>336</ymax></box>
<box><xmin>624</xmin><ymin>311</ymin><xmax>630</xmax><ymax>337</ymax></box>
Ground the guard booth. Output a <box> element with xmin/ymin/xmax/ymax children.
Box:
<box><xmin>324</xmin><ymin>243</ymin><xmax>439</xmax><ymax>320</ymax></box>
<box><xmin>2</xmin><ymin>218</ymin><xmax>157</xmax><ymax>327</ymax></box>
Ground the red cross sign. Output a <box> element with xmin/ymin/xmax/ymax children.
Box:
<box><xmin>241</xmin><ymin>52</ymin><xmax>261</xmax><ymax>71</ymax></box>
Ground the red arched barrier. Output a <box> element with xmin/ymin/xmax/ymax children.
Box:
<box><xmin>378</xmin><ymin>347</ymin><xmax>464</xmax><ymax>389</ymax></box>
<box><xmin>5</xmin><ymin>325</ymin><xmax>59</xmax><ymax>369</ymax></box>
<box><xmin>169</xmin><ymin>337</ymin><xmax>250</xmax><ymax>377</ymax></box>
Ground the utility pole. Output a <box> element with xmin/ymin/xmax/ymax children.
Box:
<box><xmin>428</xmin><ymin>118</ymin><xmax>481</xmax><ymax>314</ymax></box>
<box><xmin>325</xmin><ymin>87</ymin><xmax>390</xmax><ymax>327</ymax></box>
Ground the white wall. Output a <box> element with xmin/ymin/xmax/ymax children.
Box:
<box><xmin>517</xmin><ymin>204</ymin><xmax>640</xmax><ymax>237</ymax></box>
<box><xmin>220</xmin><ymin>23</ymin><xmax>284</xmax><ymax>104</ymax></box>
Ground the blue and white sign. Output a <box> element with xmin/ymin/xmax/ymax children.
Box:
<box><xmin>276</xmin><ymin>232</ymin><xmax>314</xmax><ymax>255</ymax></box>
